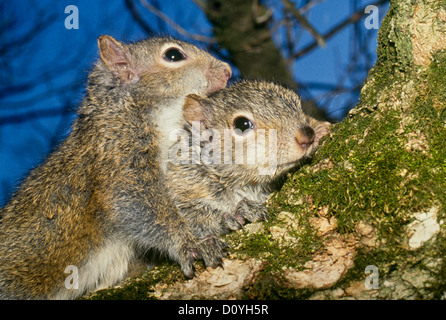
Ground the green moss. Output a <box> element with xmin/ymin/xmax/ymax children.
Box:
<box><xmin>376</xmin><ymin>1</ymin><xmax>414</xmax><ymax>72</ymax></box>
<box><xmin>81</xmin><ymin>263</ymin><xmax>185</xmax><ymax>300</ymax></box>
<box><xmin>280</xmin><ymin>49</ymin><xmax>446</xmax><ymax>238</ymax></box>
<box><xmin>283</xmin><ymin>111</ymin><xmax>405</xmax><ymax>236</ymax></box>
<box><xmin>427</xmin><ymin>233</ymin><xmax>446</xmax><ymax>299</ymax></box>
<box><xmin>427</xmin><ymin>50</ymin><xmax>446</xmax><ymax>104</ymax></box>
<box><xmin>266</xmin><ymin>38</ymin><xmax>446</xmax><ymax>298</ymax></box>
<box><xmin>242</xmin><ymin>271</ymin><xmax>315</xmax><ymax>300</ymax></box>
<box><xmin>225</xmin><ymin>204</ymin><xmax>323</xmax><ymax>272</ymax></box>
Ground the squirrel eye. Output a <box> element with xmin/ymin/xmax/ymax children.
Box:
<box><xmin>233</xmin><ymin>117</ymin><xmax>254</xmax><ymax>135</ymax></box>
<box><xmin>163</xmin><ymin>48</ymin><xmax>186</xmax><ymax>62</ymax></box>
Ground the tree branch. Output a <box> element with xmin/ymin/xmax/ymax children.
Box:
<box><xmin>281</xmin><ymin>0</ymin><xmax>326</xmax><ymax>48</ymax></box>
<box><xmin>124</xmin><ymin>0</ymin><xmax>156</xmax><ymax>35</ymax></box>
<box><xmin>139</xmin><ymin>0</ymin><xmax>216</xmax><ymax>43</ymax></box>
<box><xmin>290</xmin><ymin>0</ymin><xmax>389</xmax><ymax>60</ymax></box>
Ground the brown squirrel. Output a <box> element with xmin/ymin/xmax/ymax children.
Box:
<box><xmin>165</xmin><ymin>80</ymin><xmax>331</xmax><ymax>238</ymax></box>
<box><xmin>0</xmin><ymin>35</ymin><xmax>231</xmax><ymax>299</ymax></box>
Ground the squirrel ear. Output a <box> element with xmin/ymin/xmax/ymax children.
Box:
<box><xmin>183</xmin><ymin>94</ymin><xmax>208</xmax><ymax>128</ymax></box>
<box><xmin>98</xmin><ymin>35</ymin><xmax>138</xmax><ymax>83</ymax></box>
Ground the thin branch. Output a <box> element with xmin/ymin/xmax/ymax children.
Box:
<box><xmin>124</xmin><ymin>0</ymin><xmax>156</xmax><ymax>35</ymax></box>
<box><xmin>0</xmin><ymin>37</ymin><xmax>93</xmax><ymax>108</ymax></box>
<box><xmin>290</xmin><ymin>0</ymin><xmax>389</xmax><ymax>60</ymax></box>
<box><xmin>139</xmin><ymin>0</ymin><xmax>216</xmax><ymax>43</ymax></box>
<box><xmin>300</xmin><ymin>0</ymin><xmax>325</xmax><ymax>14</ymax></box>
<box><xmin>281</xmin><ymin>0</ymin><xmax>326</xmax><ymax>48</ymax></box>
<box><xmin>0</xmin><ymin>79</ymin><xmax>84</xmax><ymax>111</ymax></box>
<box><xmin>0</xmin><ymin>11</ymin><xmax>57</xmax><ymax>56</ymax></box>
<box><xmin>252</xmin><ymin>0</ymin><xmax>273</xmax><ymax>25</ymax></box>
<box><xmin>0</xmin><ymin>106</ymin><xmax>74</xmax><ymax>126</ymax></box>
<box><xmin>191</xmin><ymin>0</ymin><xmax>207</xmax><ymax>12</ymax></box>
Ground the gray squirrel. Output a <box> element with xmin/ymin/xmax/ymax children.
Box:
<box><xmin>0</xmin><ymin>35</ymin><xmax>231</xmax><ymax>299</ymax></box>
<box><xmin>165</xmin><ymin>80</ymin><xmax>331</xmax><ymax>238</ymax></box>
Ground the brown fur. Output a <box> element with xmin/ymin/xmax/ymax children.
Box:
<box><xmin>166</xmin><ymin>80</ymin><xmax>331</xmax><ymax>238</ymax></box>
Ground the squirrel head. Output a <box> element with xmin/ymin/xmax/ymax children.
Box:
<box><xmin>172</xmin><ymin>80</ymin><xmax>331</xmax><ymax>182</ymax></box>
<box><xmin>95</xmin><ymin>35</ymin><xmax>231</xmax><ymax>98</ymax></box>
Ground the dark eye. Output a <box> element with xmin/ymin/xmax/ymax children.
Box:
<box><xmin>233</xmin><ymin>117</ymin><xmax>254</xmax><ymax>135</ymax></box>
<box><xmin>163</xmin><ymin>48</ymin><xmax>186</xmax><ymax>62</ymax></box>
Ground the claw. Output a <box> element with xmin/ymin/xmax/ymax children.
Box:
<box><xmin>223</xmin><ymin>212</ymin><xmax>244</xmax><ymax>231</ymax></box>
<box><xmin>233</xmin><ymin>213</ymin><xmax>246</xmax><ymax>226</ymax></box>
<box><xmin>187</xmin><ymin>246</ymin><xmax>202</xmax><ymax>260</ymax></box>
<box><xmin>216</xmin><ymin>259</ymin><xmax>224</xmax><ymax>269</ymax></box>
<box><xmin>181</xmin><ymin>263</ymin><xmax>196</xmax><ymax>279</ymax></box>
<box><xmin>209</xmin><ymin>257</ymin><xmax>224</xmax><ymax>269</ymax></box>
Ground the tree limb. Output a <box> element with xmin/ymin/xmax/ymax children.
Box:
<box><xmin>281</xmin><ymin>0</ymin><xmax>326</xmax><ymax>48</ymax></box>
<box><xmin>291</xmin><ymin>0</ymin><xmax>389</xmax><ymax>60</ymax></box>
<box><xmin>139</xmin><ymin>0</ymin><xmax>216</xmax><ymax>43</ymax></box>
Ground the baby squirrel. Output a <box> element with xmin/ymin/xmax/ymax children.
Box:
<box><xmin>0</xmin><ymin>35</ymin><xmax>231</xmax><ymax>299</ymax></box>
<box><xmin>166</xmin><ymin>80</ymin><xmax>331</xmax><ymax>238</ymax></box>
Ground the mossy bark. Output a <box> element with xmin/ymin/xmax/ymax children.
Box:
<box><xmin>84</xmin><ymin>0</ymin><xmax>446</xmax><ymax>300</ymax></box>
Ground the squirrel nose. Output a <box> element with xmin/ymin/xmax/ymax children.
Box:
<box><xmin>295</xmin><ymin>125</ymin><xmax>315</xmax><ymax>149</ymax></box>
<box><xmin>223</xmin><ymin>62</ymin><xmax>232</xmax><ymax>81</ymax></box>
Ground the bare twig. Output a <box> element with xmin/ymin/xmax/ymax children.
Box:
<box><xmin>252</xmin><ymin>0</ymin><xmax>273</xmax><ymax>25</ymax></box>
<box><xmin>124</xmin><ymin>0</ymin><xmax>156</xmax><ymax>34</ymax></box>
<box><xmin>281</xmin><ymin>0</ymin><xmax>326</xmax><ymax>48</ymax></box>
<box><xmin>0</xmin><ymin>12</ymin><xmax>57</xmax><ymax>56</ymax></box>
<box><xmin>300</xmin><ymin>0</ymin><xmax>325</xmax><ymax>14</ymax></box>
<box><xmin>191</xmin><ymin>0</ymin><xmax>206</xmax><ymax>12</ymax></box>
<box><xmin>290</xmin><ymin>0</ymin><xmax>389</xmax><ymax>60</ymax></box>
<box><xmin>139</xmin><ymin>0</ymin><xmax>216</xmax><ymax>43</ymax></box>
<box><xmin>0</xmin><ymin>106</ymin><xmax>74</xmax><ymax>126</ymax></box>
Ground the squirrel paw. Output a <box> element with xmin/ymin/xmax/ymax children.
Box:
<box><xmin>196</xmin><ymin>235</ymin><xmax>229</xmax><ymax>268</ymax></box>
<box><xmin>234</xmin><ymin>198</ymin><xmax>269</xmax><ymax>223</ymax></box>
<box><xmin>180</xmin><ymin>235</ymin><xmax>228</xmax><ymax>278</ymax></box>
<box><xmin>222</xmin><ymin>212</ymin><xmax>246</xmax><ymax>231</ymax></box>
